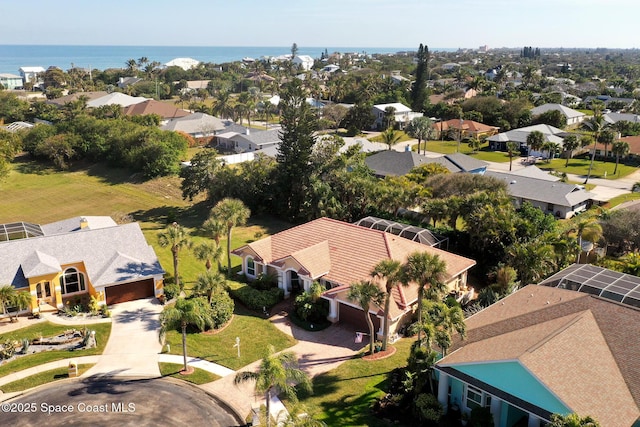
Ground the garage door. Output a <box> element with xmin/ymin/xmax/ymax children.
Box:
<box><xmin>339</xmin><ymin>302</ymin><xmax>380</xmax><ymax>333</ymax></box>
<box><xmin>105</xmin><ymin>279</ymin><xmax>155</xmax><ymax>305</ymax></box>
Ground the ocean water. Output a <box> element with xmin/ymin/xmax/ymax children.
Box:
<box><xmin>0</xmin><ymin>45</ymin><xmax>451</xmax><ymax>75</ymax></box>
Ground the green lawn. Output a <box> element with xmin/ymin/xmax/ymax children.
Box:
<box><xmin>0</xmin><ymin>322</ymin><xmax>111</xmax><ymax>378</ymax></box>
<box><xmin>163</xmin><ymin>304</ymin><xmax>297</xmax><ymax>371</ymax></box>
<box><xmin>297</xmin><ymin>338</ymin><xmax>413</xmax><ymax>427</ymax></box>
<box><xmin>159</xmin><ymin>362</ymin><xmax>220</xmax><ymax>385</ymax></box>
<box><xmin>538</xmin><ymin>158</ymin><xmax>638</xmax><ymax>179</ymax></box>
<box><xmin>603</xmin><ymin>192</ymin><xmax>640</xmax><ymax>209</ymax></box>
<box><xmin>0</xmin><ymin>364</ymin><xmax>94</xmax><ymax>393</ymax></box>
<box><xmin>369</xmin><ymin>131</ymin><xmax>413</xmax><ymax>144</ymax></box>
<box><xmin>416</xmin><ymin>140</ymin><xmax>513</xmax><ymax>163</ymax></box>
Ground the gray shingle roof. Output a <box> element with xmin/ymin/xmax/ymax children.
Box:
<box><xmin>531</xmin><ymin>103</ymin><xmax>585</xmax><ymax>119</ymax></box>
<box><xmin>364</xmin><ymin>150</ymin><xmax>443</xmax><ymax>176</ymax></box>
<box><xmin>0</xmin><ymin>221</ymin><xmax>163</xmax><ymax>289</ymax></box>
<box><xmin>445</xmin><ymin>152</ymin><xmax>488</xmax><ymax>172</ymax></box>
<box><xmin>485</xmin><ymin>171</ymin><xmax>594</xmax><ymax>207</ymax></box>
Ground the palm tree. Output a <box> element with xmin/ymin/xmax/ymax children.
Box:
<box><xmin>371</xmin><ymin>259</ymin><xmax>402</xmax><ymax>351</ymax></box>
<box><xmin>194</xmin><ymin>270</ymin><xmax>226</xmax><ymax>303</ymax></box>
<box><xmin>548</xmin><ymin>413</ymin><xmax>600</xmax><ymax>427</ymax></box>
<box><xmin>157</xmin><ymin>222</ymin><xmax>192</xmax><ymax>291</ymax></box>
<box><xmin>211</xmin><ymin>198</ymin><xmax>251</xmax><ymax>276</ymax></box>
<box><xmin>405</xmin><ymin>116</ymin><xmax>434</xmax><ymax>155</ymax></box>
<box><xmin>612</xmin><ymin>140</ymin><xmax>630</xmax><ymax>175</ymax></box>
<box><xmin>402</xmin><ymin>252</ymin><xmax>447</xmax><ymax>345</ymax></box>
<box><xmin>424</xmin><ymin>301</ymin><xmax>466</xmax><ymax>356</ymax></box>
<box><xmin>541</xmin><ymin>141</ymin><xmax>558</xmax><ymax>163</ymax></box>
<box><xmin>202</xmin><ymin>217</ymin><xmax>226</xmax><ymax>271</ymax></box>
<box><xmin>526</xmin><ymin>130</ymin><xmax>545</xmax><ymax>161</ymax></box>
<box><xmin>193</xmin><ymin>241</ymin><xmax>223</xmax><ymax>271</ymax></box>
<box><xmin>234</xmin><ymin>345</ymin><xmax>312</xmax><ymax>427</ymax></box>
<box><xmin>347</xmin><ymin>281</ymin><xmax>384</xmax><ymax>355</ymax></box>
<box><xmin>562</xmin><ymin>134</ymin><xmax>580</xmax><ymax>167</ymax></box>
<box><xmin>506</xmin><ymin>140</ymin><xmax>520</xmax><ymax>171</ymax></box>
<box><xmin>582</xmin><ymin>112</ymin><xmax>606</xmax><ymax>184</ymax></box>
<box><xmin>0</xmin><ymin>285</ymin><xmax>31</xmax><ymax>322</ymax></box>
<box><xmin>599</xmin><ymin>128</ymin><xmax>616</xmax><ymax>162</ymax></box>
<box><xmin>159</xmin><ymin>298</ymin><xmax>213</xmax><ymax>372</ymax></box>
<box><xmin>573</xmin><ymin>218</ymin><xmax>603</xmax><ymax>263</ymax></box>
<box><xmin>380</xmin><ymin>128</ymin><xmax>402</xmax><ymax>150</ymax></box>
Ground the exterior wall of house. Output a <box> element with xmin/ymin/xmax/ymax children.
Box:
<box><xmin>0</xmin><ymin>76</ymin><xmax>23</xmax><ymax>90</ymax></box>
<box><xmin>27</xmin><ymin>261</ymin><xmax>97</xmax><ymax>313</ymax></box>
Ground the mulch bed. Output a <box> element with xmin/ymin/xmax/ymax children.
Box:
<box><xmin>362</xmin><ymin>346</ymin><xmax>396</xmax><ymax>361</ymax></box>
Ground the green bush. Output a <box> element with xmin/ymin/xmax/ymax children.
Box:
<box><xmin>209</xmin><ymin>290</ymin><xmax>234</xmax><ymax>329</ymax></box>
<box><xmin>413</xmin><ymin>393</ymin><xmax>443</xmax><ymax>425</ymax></box>
<box><xmin>230</xmin><ymin>284</ymin><xmax>283</xmax><ymax>310</ymax></box>
<box><xmin>163</xmin><ymin>283</ymin><xmax>180</xmax><ymax>300</ymax></box>
<box><xmin>250</xmin><ymin>272</ymin><xmax>278</xmax><ymax>291</ymax></box>
<box><xmin>294</xmin><ymin>292</ymin><xmax>329</xmax><ymax>323</ymax></box>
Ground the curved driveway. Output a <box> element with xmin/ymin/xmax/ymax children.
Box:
<box><xmin>0</xmin><ymin>377</ymin><xmax>244</xmax><ymax>427</ymax></box>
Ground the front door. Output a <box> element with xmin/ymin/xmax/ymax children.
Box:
<box><xmin>36</xmin><ymin>281</ymin><xmax>54</xmax><ymax>305</ymax></box>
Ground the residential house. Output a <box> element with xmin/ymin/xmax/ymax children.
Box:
<box><xmin>433</xmin><ymin>119</ymin><xmax>499</xmax><ymax>140</ymax></box>
<box><xmin>509</xmin><ymin>165</ymin><xmax>560</xmax><ymax>182</ymax></box>
<box><xmin>164</xmin><ymin>57</ymin><xmax>200</xmax><ymax>71</ymax></box>
<box><xmin>293</xmin><ymin>55</ymin><xmax>315</xmax><ymax>71</ymax></box>
<box><xmin>584</xmin><ymin>95</ymin><xmax>635</xmax><ymax>111</ymax></box>
<box><xmin>0</xmin><ymin>217</ymin><xmax>164</xmax><ymax>315</ymax></box>
<box><xmin>117</xmin><ymin>76</ymin><xmax>143</xmax><ymax>89</ymax></box>
<box><xmin>441</xmin><ymin>63</ymin><xmax>461</xmax><ymax>71</ymax></box>
<box><xmin>530</xmin><ymin>103</ymin><xmax>585</xmax><ymax>127</ymax></box>
<box><xmin>372</xmin><ymin>102</ymin><xmax>423</xmax><ymax>130</ymax></box>
<box><xmin>86</xmin><ymin>92</ymin><xmax>148</xmax><ymax>108</ymax></box>
<box><xmin>122</xmin><ymin>99</ymin><xmax>190</xmax><ymax>124</ymax></box>
<box><xmin>487</xmin><ymin>124</ymin><xmax>566</xmax><ymax>153</ymax></box>
<box><xmin>435</xmin><ymin>282</ymin><xmax>640</xmax><ymax>427</ymax></box>
<box><xmin>485</xmin><ymin>170</ymin><xmax>594</xmax><ymax>218</ymax></box>
<box><xmin>364</xmin><ymin>151</ymin><xmax>488</xmax><ymax>178</ymax></box>
<box><xmin>215</xmin><ymin>126</ymin><xmax>281</xmax><ymax>155</ymax></box>
<box><xmin>161</xmin><ymin>112</ymin><xmax>227</xmax><ymax>138</ymax></box>
<box><xmin>2</xmin><ymin>121</ymin><xmax>34</xmax><ymax>133</ymax></box>
<box><xmin>46</xmin><ymin>91</ymin><xmax>109</xmax><ymax>107</ymax></box>
<box><xmin>604</xmin><ymin>112</ymin><xmax>640</xmax><ymax>125</ymax></box>
<box><xmin>0</xmin><ymin>73</ymin><xmax>23</xmax><ymax>90</ymax></box>
<box><xmin>321</xmin><ymin>64</ymin><xmax>340</xmax><ymax>73</ymax></box>
<box><xmin>586</xmin><ymin>135</ymin><xmax>640</xmax><ymax>160</ymax></box>
<box><xmin>232</xmin><ymin>217</ymin><xmax>475</xmax><ymax>337</ymax></box>
<box><xmin>19</xmin><ymin>66</ymin><xmax>46</xmax><ymax>87</ymax></box>
<box><xmin>184</xmin><ymin>80</ymin><xmax>211</xmax><ymax>91</ymax></box>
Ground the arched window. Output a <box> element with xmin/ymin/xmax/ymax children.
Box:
<box><xmin>246</xmin><ymin>257</ymin><xmax>255</xmax><ymax>276</ymax></box>
<box><xmin>60</xmin><ymin>268</ymin><xmax>86</xmax><ymax>294</ymax></box>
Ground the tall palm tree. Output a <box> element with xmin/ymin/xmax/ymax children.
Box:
<box><xmin>380</xmin><ymin>128</ymin><xmax>402</xmax><ymax>150</ymax></box>
<box><xmin>202</xmin><ymin>218</ymin><xmax>226</xmax><ymax>271</ymax></box>
<box><xmin>612</xmin><ymin>140</ymin><xmax>630</xmax><ymax>175</ymax></box>
<box><xmin>526</xmin><ymin>130</ymin><xmax>545</xmax><ymax>161</ymax></box>
<box><xmin>371</xmin><ymin>259</ymin><xmax>402</xmax><ymax>351</ymax></box>
<box><xmin>194</xmin><ymin>270</ymin><xmax>226</xmax><ymax>303</ymax></box>
<box><xmin>506</xmin><ymin>140</ymin><xmax>520</xmax><ymax>171</ymax></box>
<box><xmin>574</xmin><ymin>219</ymin><xmax>603</xmax><ymax>263</ymax></box>
<box><xmin>159</xmin><ymin>298</ymin><xmax>213</xmax><ymax>372</ymax></box>
<box><xmin>582</xmin><ymin>111</ymin><xmax>606</xmax><ymax>184</ymax></box>
<box><xmin>405</xmin><ymin>116</ymin><xmax>434</xmax><ymax>155</ymax></box>
<box><xmin>562</xmin><ymin>134</ymin><xmax>580</xmax><ymax>167</ymax></box>
<box><xmin>193</xmin><ymin>241</ymin><xmax>223</xmax><ymax>271</ymax></box>
<box><xmin>402</xmin><ymin>252</ymin><xmax>447</xmax><ymax>345</ymax></box>
<box><xmin>424</xmin><ymin>301</ymin><xmax>466</xmax><ymax>356</ymax></box>
<box><xmin>347</xmin><ymin>281</ymin><xmax>384</xmax><ymax>355</ymax></box>
<box><xmin>211</xmin><ymin>198</ymin><xmax>251</xmax><ymax>276</ymax></box>
<box><xmin>234</xmin><ymin>345</ymin><xmax>312</xmax><ymax>427</ymax></box>
<box><xmin>157</xmin><ymin>222</ymin><xmax>192</xmax><ymax>291</ymax></box>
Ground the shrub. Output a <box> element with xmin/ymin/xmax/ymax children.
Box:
<box><xmin>294</xmin><ymin>292</ymin><xmax>329</xmax><ymax>323</ymax></box>
<box><xmin>413</xmin><ymin>393</ymin><xmax>443</xmax><ymax>426</ymax></box>
<box><xmin>250</xmin><ymin>272</ymin><xmax>278</xmax><ymax>291</ymax></box>
<box><xmin>88</xmin><ymin>296</ymin><xmax>100</xmax><ymax>315</ymax></box>
<box><xmin>469</xmin><ymin>406</ymin><xmax>494</xmax><ymax>427</ymax></box>
<box><xmin>230</xmin><ymin>284</ymin><xmax>283</xmax><ymax>310</ymax></box>
<box><xmin>209</xmin><ymin>290</ymin><xmax>234</xmax><ymax>329</ymax></box>
<box><xmin>163</xmin><ymin>283</ymin><xmax>180</xmax><ymax>300</ymax></box>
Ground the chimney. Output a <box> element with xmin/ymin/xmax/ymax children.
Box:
<box><xmin>245</xmin><ymin>128</ymin><xmax>250</xmax><ymax>136</ymax></box>
<box><xmin>80</xmin><ymin>217</ymin><xmax>89</xmax><ymax>229</ymax></box>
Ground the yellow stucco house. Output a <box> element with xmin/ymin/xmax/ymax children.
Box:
<box><xmin>0</xmin><ymin>216</ymin><xmax>164</xmax><ymax>315</ymax></box>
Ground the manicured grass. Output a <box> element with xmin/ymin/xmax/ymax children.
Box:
<box><xmin>296</xmin><ymin>338</ymin><xmax>413</xmax><ymax>427</ymax></box>
<box><xmin>369</xmin><ymin>131</ymin><xmax>413</xmax><ymax>144</ymax></box>
<box><xmin>163</xmin><ymin>304</ymin><xmax>296</xmax><ymax>371</ymax></box>
<box><xmin>537</xmin><ymin>158</ymin><xmax>638</xmax><ymax>179</ymax></box>
<box><xmin>0</xmin><ymin>322</ymin><xmax>111</xmax><ymax>379</ymax></box>
<box><xmin>603</xmin><ymin>192</ymin><xmax>640</xmax><ymax>209</ymax></box>
<box><xmin>159</xmin><ymin>362</ymin><xmax>220</xmax><ymax>385</ymax></box>
<box><xmin>0</xmin><ymin>364</ymin><xmax>94</xmax><ymax>393</ymax></box>
<box><xmin>416</xmin><ymin>140</ymin><xmax>513</xmax><ymax>163</ymax></box>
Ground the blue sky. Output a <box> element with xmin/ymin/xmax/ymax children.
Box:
<box><xmin>1</xmin><ymin>0</ymin><xmax>636</xmax><ymax>48</ymax></box>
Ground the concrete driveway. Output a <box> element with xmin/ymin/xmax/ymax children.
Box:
<box><xmin>84</xmin><ymin>298</ymin><xmax>163</xmax><ymax>378</ymax></box>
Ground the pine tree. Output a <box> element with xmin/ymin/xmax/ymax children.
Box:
<box><xmin>276</xmin><ymin>80</ymin><xmax>318</xmax><ymax>221</ymax></box>
<box><xmin>411</xmin><ymin>43</ymin><xmax>430</xmax><ymax>112</ymax></box>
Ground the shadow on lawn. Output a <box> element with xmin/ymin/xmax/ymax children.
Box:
<box><xmin>131</xmin><ymin>204</ymin><xmax>208</xmax><ymax>229</ymax></box>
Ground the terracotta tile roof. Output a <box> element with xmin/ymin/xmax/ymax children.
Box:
<box><xmin>433</xmin><ymin>119</ymin><xmax>499</xmax><ymax>134</ymax></box>
<box><xmin>122</xmin><ymin>100</ymin><xmax>190</xmax><ymax>119</ymax></box>
<box><xmin>438</xmin><ymin>285</ymin><xmax>640</xmax><ymax>427</ymax></box>
<box><xmin>234</xmin><ymin>217</ymin><xmax>475</xmax><ymax>313</ymax></box>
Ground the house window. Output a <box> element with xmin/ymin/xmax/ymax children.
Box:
<box><xmin>466</xmin><ymin>385</ymin><xmax>483</xmax><ymax>410</ymax></box>
<box><xmin>60</xmin><ymin>268</ymin><xmax>86</xmax><ymax>294</ymax></box>
<box><xmin>247</xmin><ymin>258</ymin><xmax>255</xmax><ymax>276</ymax></box>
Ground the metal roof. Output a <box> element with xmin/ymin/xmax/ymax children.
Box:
<box><xmin>353</xmin><ymin>216</ymin><xmax>447</xmax><ymax>248</ymax></box>
<box><xmin>539</xmin><ymin>263</ymin><xmax>640</xmax><ymax>309</ymax></box>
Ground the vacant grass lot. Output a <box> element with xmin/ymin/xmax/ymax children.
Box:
<box><xmin>0</xmin><ymin>364</ymin><xmax>94</xmax><ymax>393</ymax></box>
<box><xmin>297</xmin><ymin>338</ymin><xmax>413</xmax><ymax>427</ymax></box>
<box><xmin>0</xmin><ymin>322</ymin><xmax>111</xmax><ymax>378</ymax></box>
<box><xmin>163</xmin><ymin>304</ymin><xmax>297</xmax><ymax>370</ymax></box>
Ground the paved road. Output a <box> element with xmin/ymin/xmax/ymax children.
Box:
<box><xmin>0</xmin><ymin>377</ymin><xmax>244</xmax><ymax>427</ymax></box>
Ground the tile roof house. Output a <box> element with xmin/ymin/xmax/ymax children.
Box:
<box><xmin>485</xmin><ymin>171</ymin><xmax>594</xmax><ymax>218</ymax></box>
<box><xmin>435</xmin><ymin>283</ymin><xmax>640</xmax><ymax>427</ymax></box>
<box><xmin>122</xmin><ymin>100</ymin><xmax>190</xmax><ymax>123</ymax></box>
<box><xmin>232</xmin><ymin>217</ymin><xmax>475</xmax><ymax>337</ymax></box>
<box><xmin>372</xmin><ymin>103</ymin><xmax>423</xmax><ymax>130</ymax></box>
<box><xmin>0</xmin><ymin>217</ymin><xmax>164</xmax><ymax>315</ymax></box>
<box><xmin>46</xmin><ymin>91</ymin><xmax>109</xmax><ymax>107</ymax></box>
<box><xmin>530</xmin><ymin>103</ymin><xmax>586</xmax><ymax>126</ymax></box>
<box><xmin>364</xmin><ymin>150</ymin><xmax>488</xmax><ymax>178</ymax></box>
<box><xmin>433</xmin><ymin>119</ymin><xmax>499</xmax><ymax>140</ymax></box>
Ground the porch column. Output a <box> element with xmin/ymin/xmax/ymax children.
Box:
<box><xmin>527</xmin><ymin>413</ymin><xmax>541</xmax><ymax>427</ymax></box>
<box><xmin>490</xmin><ymin>396</ymin><xmax>501</xmax><ymax>427</ymax></box>
<box><xmin>277</xmin><ymin>271</ymin><xmax>289</xmax><ymax>298</ymax></box>
<box><xmin>437</xmin><ymin>372</ymin><xmax>450</xmax><ymax>411</ymax></box>
<box><xmin>328</xmin><ymin>299</ymin><xmax>338</xmax><ymax>323</ymax></box>
<box><xmin>54</xmin><ymin>285</ymin><xmax>63</xmax><ymax>309</ymax></box>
